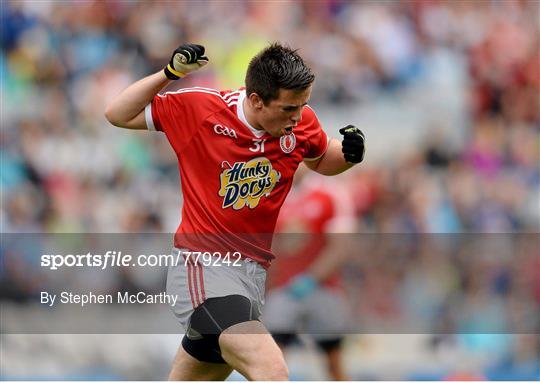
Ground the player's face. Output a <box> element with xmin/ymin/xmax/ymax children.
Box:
<box><xmin>259</xmin><ymin>86</ymin><xmax>312</xmax><ymax>138</ymax></box>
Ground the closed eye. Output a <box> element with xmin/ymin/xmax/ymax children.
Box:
<box><xmin>282</xmin><ymin>102</ymin><xmax>307</xmax><ymax>112</ymax></box>
<box><xmin>283</xmin><ymin>106</ymin><xmax>299</xmax><ymax>112</ymax></box>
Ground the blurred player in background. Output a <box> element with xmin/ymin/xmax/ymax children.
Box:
<box><xmin>266</xmin><ymin>165</ymin><xmax>356</xmax><ymax>380</ymax></box>
<box><xmin>105</xmin><ymin>43</ymin><xmax>365</xmax><ymax>380</ymax></box>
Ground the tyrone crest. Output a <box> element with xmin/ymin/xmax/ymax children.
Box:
<box><xmin>280</xmin><ymin>132</ymin><xmax>296</xmax><ymax>154</ymax></box>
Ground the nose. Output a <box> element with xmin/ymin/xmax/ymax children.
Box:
<box><xmin>291</xmin><ymin>110</ymin><xmax>302</xmax><ymax>124</ymax></box>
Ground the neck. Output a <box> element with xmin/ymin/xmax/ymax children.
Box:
<box><xmin>243</xmin><ymin>97</ymin><xmax>265</xmax><ymax>131</ymax></box>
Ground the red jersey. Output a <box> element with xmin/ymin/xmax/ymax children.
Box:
<box><xmin>271</xmin><ymin>178</ymin><xmax>354</xmax><ymax>288</ymax></box>
<box><xmin>145</xmin><ymin>87</ymin><xmax>328</xmax><ymax>268</ymax></box>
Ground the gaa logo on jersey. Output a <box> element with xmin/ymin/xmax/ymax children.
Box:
<box><xmin>280</xmin><ymin>132</ymin><xmax>296</xmax><ymax>154</ymax></box>
<box><xmin>219</xmin><ymin>157</ymin><xmax>281</xmax><ymax>210</ymax></box>
<box><xmin>213</xmin><ymin>124</ymin><xmax>237</xmax><ymax>140</ymax></box>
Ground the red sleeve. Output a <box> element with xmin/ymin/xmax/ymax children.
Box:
<box><xmin>302</xmin><ymin>106</ymin><xmax>329</xmax><ymax>160</ymax></box>
<box><xmin>145</xmin><ymin>91</ymin><xmax>211</xmax><ymax>153</ymax></box>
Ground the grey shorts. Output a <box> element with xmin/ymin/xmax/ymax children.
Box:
<box><xmin>263</xmin><ymin>286</ymin><xmax>351</xmax><ymax>340</ymax></box>
<box><xmin>166</xmin><ymin>248</ymin><xmax>267</xmax><ymax>331</ymax></box>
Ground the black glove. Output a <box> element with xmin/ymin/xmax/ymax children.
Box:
<box><xmin>339</xmin><ymin>125</ymin><xmax>365</xmax><ymax>163</ymax></box>
<box><xmin>164</xmin><ymin>43</ymin><xmax>209</xmax><ymax>80</ymax></box>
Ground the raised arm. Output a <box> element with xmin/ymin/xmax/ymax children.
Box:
<box><xmin>105</xmin><ymin>71</ymin><xmax>171</xmax><ymax>129</ymax></box>
<box><xmin>104</xmin><ymin>44</ymin><xmax>209</xmax><ymax>130</ymax></box>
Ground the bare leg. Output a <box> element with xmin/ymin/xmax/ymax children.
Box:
<box><xmin>168</xmin><ymin>340</ymin><xmax>233</xmax><ymax>381</ymax></box>
<box><xmin>324</xmin><ymin>346</ymin><xmax>348</xmax><ymax>381</ymax></box>
<box><xmin>219</xmin><ymin>321</ymin><xmax>289</xmax><ymax>381</ymax></box>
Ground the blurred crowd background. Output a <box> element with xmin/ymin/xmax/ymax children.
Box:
<box><xmin>1</xmin><ymin>0</ymin><xmax>539</xmax><ymax>381</ymax></box>
<box><xmin>2</xmin><ymin>0</ymin><xmax>539</xmax><ymax>233</ymax></box>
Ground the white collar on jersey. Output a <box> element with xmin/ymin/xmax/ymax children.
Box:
<box><xmin>236</xmin><ymin>90</ymin><xmax>266</xmax><ymax>138</ymax></box>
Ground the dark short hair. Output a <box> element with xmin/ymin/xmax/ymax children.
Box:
<box><xmin>245</xmin><ymin>43</ymin><xmax>315</xmax><ymax>105</ymax></box>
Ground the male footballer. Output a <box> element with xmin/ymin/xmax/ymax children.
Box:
<box><xmin>105</xmin><ymin>43</ymin><xmax>365</xmax><ymax>380</ymax></box>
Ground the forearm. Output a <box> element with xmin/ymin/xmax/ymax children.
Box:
<box><xmin>307</xmin><ymin>139</ymin><xmax>356</xmax><ymax>176</ymax></box>
<box><xmin>287</xmin><ymin>236</ymin><xmax>352</xmax><ymax>298</ymax></box>
<box><xmin>309</xmin><ymin>244</ymin><xmax>348</xmax><ymax>282</ymax></box>
<box><xmin>105</xmin><ymin>71</ymin><xmax>171</xmax><ymax>128</ymax></box>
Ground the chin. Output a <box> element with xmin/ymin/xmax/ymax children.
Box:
<box><xmin>269</xmin><ymin>131</ymin><xmax>282</xmax><ymax>138</ymax></box>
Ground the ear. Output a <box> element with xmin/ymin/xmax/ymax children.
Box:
<box><xmin>247</xmin><ymin>93</ymin><xmax>264</xmax><ymax>110</ymax></box>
